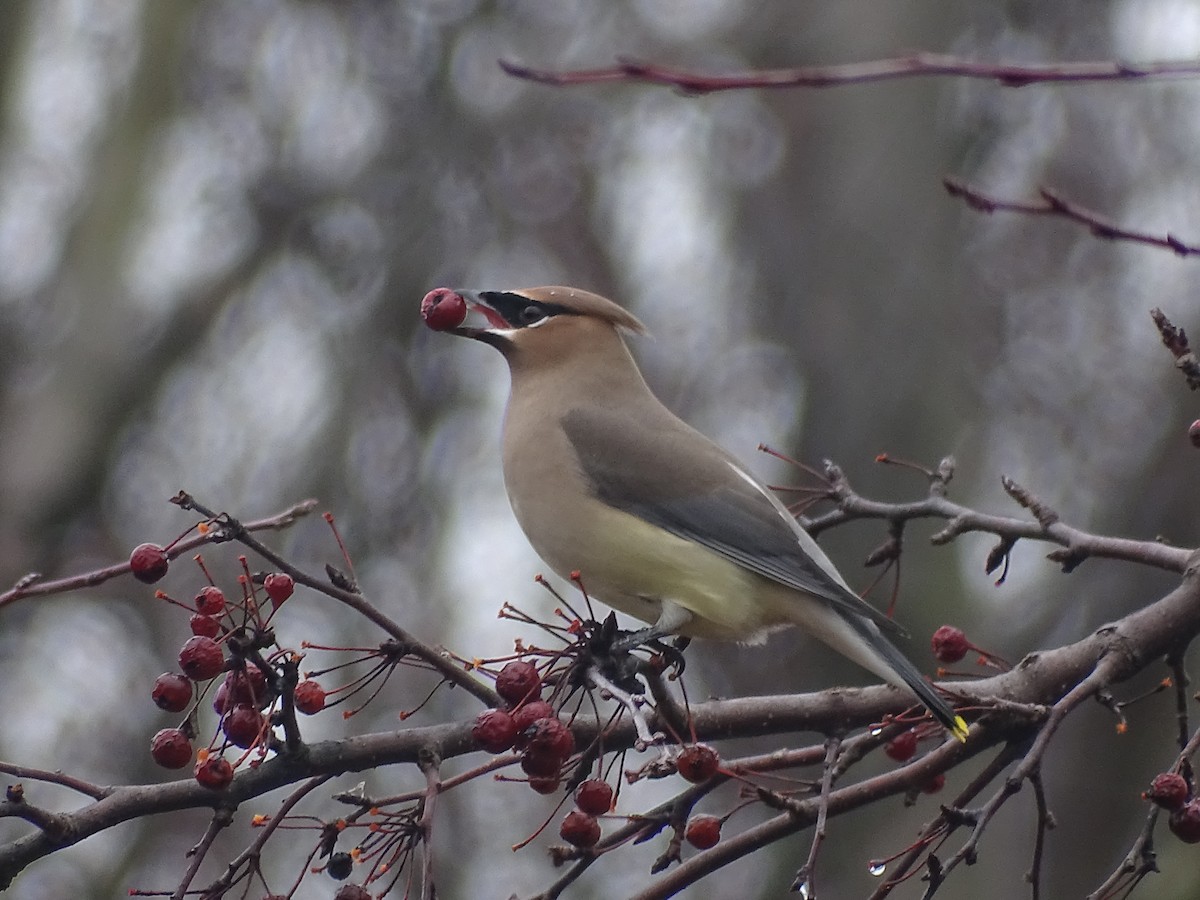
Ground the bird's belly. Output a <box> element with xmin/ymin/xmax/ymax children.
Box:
<box><xmin>519</xmin><ymin>499</ymin><xmax>778</xmax><ymax>642</ymax></box>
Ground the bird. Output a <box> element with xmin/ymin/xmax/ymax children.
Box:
<box><xmin>426</xmin><ymin>284</ymin><xmax>967</xmax><ymax>742</ymax></box>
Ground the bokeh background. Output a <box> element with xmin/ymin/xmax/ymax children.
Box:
<box><xmin>2</xmin><ymin>1</ymin><xmax>1200</xmax><ymax>898</ymax></box>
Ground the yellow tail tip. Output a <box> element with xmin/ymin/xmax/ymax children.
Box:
<box><xmin>950</xmin><ymin>716</ymin><xmax>969</xmax><ymax>743</ymax></box>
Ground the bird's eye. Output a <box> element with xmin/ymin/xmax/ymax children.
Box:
<box><xmin>518</xmin><ymin>304</ymin><xmax>547</xmax><ymax>326</ymax></box>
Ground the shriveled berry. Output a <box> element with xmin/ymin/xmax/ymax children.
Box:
<box><xmin>1146</xmin><ymin>772</ymin><xmax>1189</xmax><ymax>811</ymax></box>
<box><xmin>225</xmin><ymin>666</ymin><xmax>270</xmax><ymax>708</ymax></box>
<box><xmin>194</xmin><ymin>585</ymin><xmax>226</xmax><ymax>616</ymax></box>
<box><xmin>885</xmin><ymin>729</ymin><xmax>919</xmax><ymax>763</ymax></box>
<box><xmin>420</xmin><ymin>288</ymin><xmax>468</xmax><ymax>331</ymax></box>
<box><xmin>511</xmin><ymin>700</ymin><xmax>556</xmax><ymax>744</ymax></box>
<box><xmin>559</xmin><ymin>809</ymin><xmax>601</xmax><ymax>848</ymax></box>
<box><xmin>931</xmin><ymin>625</ymin><xmax>969</xmax><ymax>664</ymax></box>
<box><xmin>152</xmin><ymin>672</ymin><xmax>193</xmax><ymax>712</ymax></box>
<box><xmin>922</xmin><ymin>773</ymin><xmax>946</xmax><ymax>794</ymax></box>
<box><xmin>130</xmin><ymin>543</ymin><xmax>169</xmax><ymax>584</ymax></box>
<box><xmin>294</xmin><ymin>679</ymin><xmax>326</xmax><ymax>715</ymax></box>
<box><xmin>528</xmin><ymin>775</ymin><xmax>561</xmax><ymax>794</ymax></box>
<box><xmin>524</xmin><ymin>717</ymin><xmax>575</xmax><ymax>759</ymax></box>
<box><xmin>195</xmin><ymin>755</ymin><xmax>234</xmax><ymax>790</ymax></box>
<box><xmin>495</xmin><ymin>660</ymin><xmax>541</xmax><ymax>705</ymax></box>
<box><xmin>676</xmin><ymin>744</ymin><xmax>720</xmax><ymax>783</ymax></box>
<box><xmin>520</xmin><ymin>749</ymin><xmax>563</xmax><ymax>778</ymax></box>
<box><xmin>326</xmin><ymin>851</ymin><xmax>353</xmax><ymax>880</ymax></box>
<box><xmin>1171</xmin><ymin>799</ymin><xmax>1200</xmax><ymax>843</ymax></box>
<box><xmin>223</xmin><ymin>705</ymin><xmax>266</xmax><ymax>748</ymax></box>
<box><xmin>178</xmin><ymin>635</ymin><xmax>225</xmax><ymax>681</ymax></box>
<box><xmin>685</xmin><ymin>814</ymin><xmax>722</xmax><ymax>850</ymax></box>
<box><xmin>574</xmin><ymin>779</ymin><xmax>614</xmax><ymax>816</ymax></box>
<box><xmin>263</xmin><ymin>572</ymin><xmax>294</xmax><ymax>606</ymax></box>
<box><xmin>150</xmin><ymin>728</ymin><xmax>193</xmax><ymax>769</ymax></box>
<box><xmin>334</xmin><ymin>885</ymin><xmax>371</xmax><ymax>900</ymax></box>
<box><xmin>190</xmin><ymin>613</ymin><xmax>221</xmax><ymax>638</ymax></box>
<box><xmin>473</xmin><ymin>708</ymin><xmax>518</xmax><ymax>753</ymax></box>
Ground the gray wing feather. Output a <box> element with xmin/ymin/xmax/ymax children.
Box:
<box><xmin>561</xmin><ymin>407</ymin><xmax>905</xmax><ymax>636</ymax></box>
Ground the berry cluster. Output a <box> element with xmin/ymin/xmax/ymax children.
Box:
<box><xmin>1144</xmin><ymin>771</ymin><xmax>1200</xmax><ymax>843</ymax></box>
<box><xmin>138</xmin><ymin>546</ymin><xmax>326</xmax><ymax>792</ymax></box>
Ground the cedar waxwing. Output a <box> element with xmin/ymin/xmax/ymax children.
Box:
<box><xmin>434</xmin><ymin>285</ymin><xmax>967</xmax><ymax>742</ymax></box>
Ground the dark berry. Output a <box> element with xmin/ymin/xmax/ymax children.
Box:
<box><xmin>1146</xmin><ymin>772</ymin><xmax>1189</xmax><ymax>811</ymax></box>
<box><xmin>225</xmin><ymin>666</ymin><xmax>270</xmax><ymax>708</ymax></box>
<box><xmin>931</xmin><ymin>625</ymin><xmax>969</xmax><ymax>664</ymax></box>
<box><xmin>495</xmin><ymin>660</ymin><xmax>542</xmax><ymax>705</ymax></box>
<box><xmin>193</xmin><ymin>585</ymin><xmax>225</xmax><ymax>616</ymax></box>
<box><xmin>559</xmin><ymin>810</ymin><xmax>601</xmax><ymax>848</ymax></box>
<box><xmin>473</xmin><ymin>708</ymin><xmax>518</xmax><ymax>754</ymax></box>
<box><xmin>574</xmin><ymin>779</ymin><xmax>613</xmax><ymax>816</ymax></box>
<box><xmin>524</xmin><ymin>717</ymin><xmax>574</xmax><ymax>759</ymax></box>
<box><xmin>885</xmin><ymin>729</ymin><xmax>919</xmax><ymax>762</ymax></box>
<box><xmin>150</xmin><ymin>728</ymin><xmax>193</xmax><ymax>769</ymax></box>
<box><xmin>194</xmin><ymin>755</ymin><xmax>234</xmax><ymax>790</ymax></box>
<box><xmin>922</xmin><ymin>773</ymin><xmax>946</xmax><ymax>794</ymax></box>
<box><xmin>676</xmin><ymin>744</ymin><xmax>720</xmax><ymax>783</ymax></box>
<box><xmin>1171</xmin><ymin>799</ymin><xmax>1200</xmax><ymax>843</ymax></box>
<box><xmin>420</xmin><ymin>288</ymin><xmax>468</xmax><ymax>331</ymax></box>
<box><xmin>263</xmin><ymin>573</ymin><xmax>294</xmax><ymax>606</ymax></box>
<box><xmin>178</xmin><ymin>636</ymin><xmax>225</xmax><ymax>681</ymax></box>
<box><xmin>294</xmin><ymin>680</ymin><xmax>326</xmax><ymax>715</ymax></box>
<box><xmin>528</xmin><ymin>775</ymin><xmax>561</xmax><ymax>794</ymax></box>
<box><xmin>326</xmin><ymin>851</ymin><xmax>353</xmax><ymax>880</ymax></box>
<box><xmin>152</xmin><ymin>672</ymin><xmax>193</xmax><ymax>712</ymax></box>
<box><xmin>685</xmin><ymin>814</ymin><xmax>722</xmax><ymax>850</ymax></box>
<box><xmin>334</xmin><ymin>885</ymin><xmax>371</xmax><ymax>900</ymax></box>
<box><xmin>520</xmin><ymin>749</ymin><xmax>563</xmax><ymax>778</ymax></box>
<box><xmin>130</xmin><ymin>543</ymin><xmax>169</xmax><ymax>584</ymax></box>
<box><xmin>190</xmin><ymin>614</ymin><xmax>221</xmax><ymax>638</ymax></box>
<box><xmin>223</xmin><ymin>705</ymin><xmax>265</xmax><ymax>748</ymax></box>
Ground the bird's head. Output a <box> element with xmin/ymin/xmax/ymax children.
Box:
<box><xmin>421</xmin><ymin>286</ymin><xmax>647</xmax><ymax>366</ymax></box>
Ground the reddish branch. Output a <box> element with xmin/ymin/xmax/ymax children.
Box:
<box><xmin>500</xmin><ymin>54</ymin><xmax>1200</xmax><ymax>93</ymax></box>
<box><xmin>944</xmin><ymin>177</ymin><xmax>1200</xmax><ymax>257</ymax></box>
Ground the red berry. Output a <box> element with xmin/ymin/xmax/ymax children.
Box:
<box><xmin>1146</xmin><ymin>772</ymin><xmax>1189</xmax><ymax>811</ymax></box>
<box><xmin>190</xmin><ymin>614</ymin><xmax>221</xmax><ymax>638</ymax></box>
<box><xmin>152</xmin><ymin>672</ymin><xmax>193</xmax><ymax>712</ymax></box>
<box><xmin>1190</xmin><ymin>420</ymin><xmax>1200</xmax><ymax>449</ymax></box>
<box><xmin>334</xmin><ymin>885</ymin><xmax>371</xmax><ymax>900</ymax></box>
<box><xmin>528</xmin><ymin>775</ymin><xmax>561</xmax><ymax>794</ymax></box>
<box><xmin>223</xmin><ymin>705</ymin><xmax>266</xmax><ymax>748</ymax></box>
<box><xmin>227</xmin><ymin>667</ymin><xmax>270</xmax><ymax>707</ymax></box>
<box><xmin>676</xmin><ymin>744</ymin><xmax>720</xmax><ymax>783</ymax></box>
<box><xmin>521</xmin><ymin>749</ymin><xmax>563</xmax><ymax>778</ymax></box>
<box><xmin>1171</xmin><ymin>798</ymin><xmax>1200</xmax><ymax>843</ymax></box>
<box><xmin>885</xmin><ymin>729</ymin><xmax>919</xmax><ymax>762</ymax></box>
<box><xmin>495</xmin><ymin>660</ymin><xmax>542</xmax><ymax>705</ymax></box>
<box><xmin>524</xmin><ymin>717</ymin><xmax>575</xmax><ymax>759</ymax></box>
<box><xmin>512</xmin><ymin>700</ymin><xmax>555</xmax><ymax>743</ymax></box>
<box><xmin>685</xmin><ymin>814</ymin><xmax>722</xmax><ymax>850</ymax></box>
<box><xmin>130</xmin><ymin>543</ymin><xmax>169</xmax><ymax>584</ymax></box>
<box><xmin>178</xmin><ymin>636</ymin><xmax>225</xmax><ymax>681</ymax></box>
<box><xmin>194</xmin><ymin>585</ymin><xmax>226</xmax><ymax>616</ymax></box>
<box><xmin>150</xmin><ymin>728</ymin><xmax>193</xmax><ymax>769</ymax></box>
<box><xmin>922</xmin><ymin>773</ymin><xmax>946</xmax><ymax>794</ymax></box>
<box><xmin>473</xmin><ymin>708</ymin><xmax>518</xmax><ymax>753</ymax></box>
<box><xmin>194</xmin><ymin>755</ymin><xmax>234</xmax><ymax>790</ymax></box>
<box><xmin>931</xmin><ymin>625</ymin><xmax>969</xmax><ymax>664</ymax></box>
<box><xmin>420</xmin><ymin>288</ymin><xmax>468</xmax><ymax>331</ymax></box>
<box><xmin>263</xmin><ymin>572</ymin><xmax>294</xmax><ymax>606</ymax></box>
<box><xmin>559</xmin><ymin>809</ymin><xmax>601</xmax><ymax>848</ymax></box>
<box><xmin>574</xmin><ymin>779</ymin><xmax>614</xmax><ymax>816</ymax></box>
<box><xmin>294</xmin><ymin>680</ymin><xmax>326</xmax><ymax>715</ymax></box>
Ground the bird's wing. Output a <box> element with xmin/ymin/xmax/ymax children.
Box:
<box><xmin>561</xmin><ymin>407</ymin><xmax>905</xmax><ymax>636</ymax></box>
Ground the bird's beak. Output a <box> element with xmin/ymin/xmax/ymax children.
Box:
<box><xmin>444</xmin><ymin>289</ymin><xmax>515</xmax><ymax>347</ymax></box>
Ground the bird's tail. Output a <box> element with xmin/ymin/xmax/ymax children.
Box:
<box><xmin>852</xmin><ymin>617</ymin><xmax>969</xmax><ymax>742</ymax></box>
